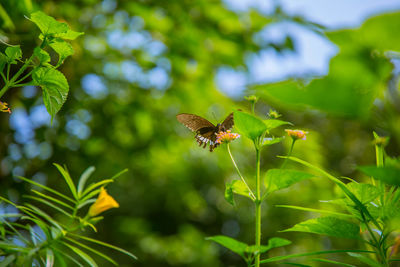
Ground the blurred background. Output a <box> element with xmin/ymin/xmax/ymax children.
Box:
<box><xmin>1</xmin><ymin>0</ymin><xmax>400</xmax><ymax>266</ymax></box>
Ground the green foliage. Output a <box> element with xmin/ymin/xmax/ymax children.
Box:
<box><xmin>0</xmin><ymin>165</ymin><xmax>135</xmax><ymax>266</ymax></box>
<box><xmin>282</xmin><ymin>216</ymin><xmax>361</xmax><ymax>240</ymax></box>
<box><xmin>359</xmin><ymin>166</ymin><xmax>400</xmax><ymax>186</ymax></box>
<box><xmin>206</xmin><ymin>235</ymin><xmax>291</xmax><ymax>266</ymax></box>
<box><xmin>264</xmin><ymin>169</ymin><xmax>315</xmax><ymax>194</ymax></box>
<box><xmin>255</xmin><ymin>12</ymin><xmax>400</xmax><ymax>118</ymax></box>
<box><xmin>0</xmin><ymin>11</ymin><xmax>82</xmax><ymax>119</ymax></box>
<box><xmin>233</xmin><ymin>110</ymin><xmax>268</xmax><ymax>141</ymax></box>
<box><xmin>225</xmin><ymin>180</ymin><xmax>253</xmax><ymax>205</ymax></box>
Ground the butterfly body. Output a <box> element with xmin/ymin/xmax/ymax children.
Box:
<box><xmin>176</xmin><ymin>113</ymin><xmax>234</xmax><ymax>152</ymax></box>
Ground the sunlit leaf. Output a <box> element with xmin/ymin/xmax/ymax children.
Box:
<box><xmin>359</xmin><ymin>166</ymin><xmax>400</xmax><ymax>186</ymax></box>
<box><xmin>32</xmin><ymin>67</ymin><xmax>69</xmax><ymax>121</ymax></box>
<box><xmin>49</xmin><ymin>39</ymin><xmax>74</xmax><ymax>67</ymax></box>
<box><xmin>78</xmin><ymin>166</ymin><xmax>96</xmax><ymax>197</ymax></box>
<box><xmin>346</xmin><ymin>182</ymin><xmax>380</xmax><ymax>204</ymax></box>
<box><xmin>233</xmin><ymin>110</ymin><xmax>267</xmax><ymax>141</ymax></box>
<box><xmin>33</xmin><ymin>47</ymin><xmax>50</xmax><ymax>65</ymax></box>
<box><xmin>282</xmin><ymin>216</ymin><xmax>360</xmax><ymax>240</ymax></box>
<box><xmin>347</xmin><ymin>252</ymin><xmax>381</xmax><ymax>267</ymax></box>
<box><xmin>5</xmin><ymin>46</ymin><xmax>22</xmax><ymax>64</ymax></box>
<box><xmin>225</xmin><ymin>180</ymin><xmax>253</xmax><ymax>205</ymax></box>
<box><xmin>264</xmin><ymin>119</ymin><xmax>292</xmax><ymax>131</ymax></box>
<box><xmin>206</xmin><ymin>235</ymin><xmax>247</xmax><ymax>258</ymax></box>
<box><xmin>265</xmin><ymin>169</ymin><xmax>315</xmax><ymax>194</ymax></box>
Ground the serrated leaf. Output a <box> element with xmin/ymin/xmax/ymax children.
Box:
<box><xmin>225</xmin><ymin>180</ymin><xmax>253</xmax><ymax>205</ymax></box>
<box><xmin>234</xmin><ymin>110</ymin><xmax>267</xmax><ymax>141</ymax></box>
<box><xmin>32</xmin><ymin>67</ymin><xmax>69</xmax><ymax>120</ymax></box>
<box><xmin>33</xmin><ymin>47</ymin><xmax>50</xmax><ymax>65</ymax></box>
<box><xmin>5</xmin><ymin>46</ymin><xmax>22</xmax><ymax>64</ymax></box>
<box><xmin>346</xmin><ymin>182</ymin><xmax>380</xmax><ymax>204</ymax></box>
<box><xmin>49</xmin><ymin>39</ymin><xmax>74</xmax><ymax>67</ymax></box>
<box><xmin>31</xmin><ymin>11</ymin><xmax>69</xmax><ymax>35</ymax></box>
<box><xmin>359</xmin><ymin>165</ymin><xmax>400</xmax><ymax>186</ymax></box>
<box><xmin>206</xmin><ymin>235</ymin><xmax>247</xmax><ymax>259</ymax></box>
<box><xmin>264</xmin><ymin>119</ymin><xmax>292</xmax><ymax>131</ymax></box>
<box><xmin>282</xmin><ymin>216</ymin><xmax>360</xmax><ymax>240</ymax></box>
<box><xmin>265</xmin><ymin>169</ymin><xmax>315</xmax><ymax>194</ymax></box>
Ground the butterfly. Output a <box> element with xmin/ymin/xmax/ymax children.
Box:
<box><xmin>176</xmin><ymin>112</ymin><xmax>234</xmax><ymax>152</ymax></box>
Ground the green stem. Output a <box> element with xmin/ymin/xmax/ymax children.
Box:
<box><xmin>0</xmin><ymin>54</ymin><xmax>34</xmax><ymax>99</ymax></box>
<box><xmin>227</xmin><ymin>143</ymin><xmax>256</xmax><ymax>200</ymax></box>
<box><xmin>255</xmin><ymin>147</ymin><xmax>261</xmax><ymax>267</ymax></box>
<box><xmin>281</xmin><ymin>139</ymin><xmax>295</xmax><ymax>169</ymax></box>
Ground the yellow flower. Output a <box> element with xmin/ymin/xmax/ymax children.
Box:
<box><xmin>88</xmin><ymin>187</ymin><xmax>119</xmax><ymax>217</ymax></box>
<box><xmin>215</xmin><ymin>130</ymin><xmax>240</xmax><ymax>144</ymax></box>
<box><xmin>0</xmin><ymin>101</ymin><xmax>11</xmax><ymax>114</ymax></box>
<box><xmin>285</xmin><ymin>129</ymin><xmax>308</xmax><ymax>141</ymax></box>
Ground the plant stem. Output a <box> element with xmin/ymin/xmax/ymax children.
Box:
<box><xmin>281</xmin><ymin>139</ymin><xmax>295</xmax><ymax>169</ymax></box>
<box><xmin>227</xmin><ymin>144</ymin><xmax>256</xmax><ymax>200</ymax></box>
<box><xmin>0</xmin><ymin>54</ymin><xmax>34</xmax><ymax>99</ymax></box>
<box><xmin>255</xmin><ymin>147</ymin><xmax>261</xmax><ymax>267</ymax></box>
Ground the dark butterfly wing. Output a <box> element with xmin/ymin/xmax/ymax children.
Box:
<box><xmin>177</xmin><ymin>112</ymin><xmax>234</xmax><ymax>152</ymax></box>
<box><xmin>176</xmin><ymin>113</ymin><xmax>215</xmax><ymax>132</ymax></box>
<box><xmin>221</xmin><ymin>112</ymin><xmax>234</xmax><ymax>131</ymax></box>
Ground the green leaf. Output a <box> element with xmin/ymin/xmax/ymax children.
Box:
<box><xmin>64</xmin><ymin>243</ymin><xmax>98</xmax><ymax>267</ymax></box>
<box><xmin>346</xmin><ymin>182</ymin><xmax>380</xmax><ymax>204</ymax></box>
<box><xmin>5</xmin><ymin>46</ymin><xmax>22</xmax><ymax>64</ymax></box>
<box><xmin>0</xmin><ymin>52</ymin><xmax>7</xmax><ymax>72</ymax></box>
<box><xmin>233</xmin><ymin>110</ymin><xmax>267</xmax><ymax>141</ymax></box>
<box><xmin>53</xmin><ymin>164</ymin><xmax>78</xmax><ymax>200</ymax></box>
<box><xmin>264</xmin><ymin>119</ymin><xmax>292</xmax><ymax>131</ymax></box>
<box><xmin>359</xmin><ymin>166</ymin><xmax>400</xmax><ymax>186</ymax></box>
<box><xmin>265</xmin><ymin>169</ymin><xmax>315</xmax><ymax>194</ymax></box>
<box><xmin>225</xmin><ymin>180</ymin><xmax>253</xmax><ymax>205</ymax></box>
<box><xmin>347</xmin><ymin>252</ymin><xmax>381</xmax><ymax>267</ymax></box>
<box><xmin>276</xmin><ymin>205</ymin><xmax>354</xmax><ymax>219</ymax></box>
<box><xmin>24</xmin><ymin>195</ymin><xmax>72</xmax><ymax>218</ymax></box>
<box><xmin>68</xmin><ymin>232</ymin><xmax>137</xmax><ymax>260</ymax></box>
<box><xmin>49</xmin><ymin>39</ymin><xmax>74</xmax><ymax>67</ymax></box>
<box><xmin>312</xmin><ymin>258</ymin><xmax>356</xmax><ymax>267</ymax></box>
<box><xmin>30</xmin><ymin>11</ymin><xmax>69</xmax><ymax>36</ymax></box>
<box><xmin>206</xmin><ymin>235</ymin><xmax>247</xmax><ymax>259</ymax></box>
<box><xmin>33</xmin><ymin>47</ymin><xmax>50</xmax><ymax>65</ymax></box>
<box><xmin>77</xmin><ymin>166</ymin><xmax>96</xmax><ymax>197</ymax></box>
<box><xmin>262</xmin><ymin>137</ymin><xmax>284</xmax><ymax>146</ymax></box>
<box><xmin>261</xmin><ymin>249</ymin><xmax>375</xmax><ymax>264</ymax></box>
<box><xmin>0</xmin><ymin>254</ymin><xmax>16</xmax><ymax>267</ymax></box>
<box><xmin>282</xmin><ymin>216</ymin><xmax>360</xmax><ymax>240</ymax></box>
<box><xmin>32</xmin><ymin>67</ymin><xmax>69</xmax><ymax>121</ymax></box>
<box><xmin>256</xmin><ymin>237</ymin><xmax>291</xmax><ymax>254</ymax></box>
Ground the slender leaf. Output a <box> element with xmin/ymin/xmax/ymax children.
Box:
<box><xmin>68</xmin><ymin>233</ymin><xmax>137</xmax><ymax>260</ymax></box>
<box><xmin>24</xmin><ymin>204</ymin><xmax>63</xmax><ymax>231</ymax></box>
<box><xmin>0</xmin><ymin>254</ymin><xmax>16</xmax><ymax>267</ymax></box>
<box><xmin>31</xmin><ymin>189</ymin><xmax>74</xmax><ymax>210</ymax></box>
<box><xmin>15</xmin><ymin>176</ymin><xmax>75</xmax><ymax>203</ymax></box>
<box><xmin>282</xmin><ymin>216</ymin><xmax>361</xmax><ymax>240</ymax></box>
<box><xmin>247</xmin><ymin>237</ymin><xmax>291</xmax><ymax>255</ymax></box>
<box><xmin>347</xmin><ymin>252</ymin><xmax>381</xmax><ymax>267</ymax></box>
<box><xmin>81</xmin><ymin>180</ymin><xmax>114</xmax><ymax>199</ymax></box>
<box><xmin>312</xmin><ymin>258</ymin><xmax>356</xmax><ymax>267</ymax></box>
<box><xmin>64</xmin><ymin>243</ymin><xmax>98</xmax><ymax>267</ymax></box>
<box><xmin>276</xmin><ymin>205</ymin><xmax>354</xmax><ymax>219</ymax></box>
<box><xmin>261</xmin><ymin>249</ymin><xmax>375</xmax><ymax>264</ymax></box>
<box><xmin>77</xmin><ymin>166</ymin><xmax>96</xmax><ymax>197</ymax></box>
<box><xmin>65</xmin><ymin>237</ymin><xmax>117</xmax><ymax>266</ymax></box>
<box><xmin>24</xmin><ymin>195</ymin><xmax>72</xmax><ymax>218</ymax></box>
<box><xmin>53</xmin><ymin>163</ymin><xmax>77</xmax><ymax>200</ymax></box>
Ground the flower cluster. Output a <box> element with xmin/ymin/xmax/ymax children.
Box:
<box><xmin>285</xmin><ymin>129</ymin><xmax>308</xmax><ymax>141</ymax></box>
<box><xmin>0</xmin><ymin>101</ymin><xmax>11</xmax><ymax>114</ymax></box>
<box><xmin>88</xmin><ymin>187</ymin><xmax>120</xmax><ymax>217</ymax></box>
<box><xmin>215</xmin><ymin>130</ymin><xmax>240</xmax><ymax>144</ymax></box>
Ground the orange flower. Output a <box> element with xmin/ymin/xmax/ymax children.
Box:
<box><xmin>285</xmin><ymin>129</ymin><xmax>308</xmax><ymax>141</ymax></box>
<box><xmin>0</xmin><ymin>101</ymin><xmax>11</xmax><ymax>114</ymax></box>
<box><xmin>215</xmin><ymin>130</ymin><xmax>240</xmax><ymax>144</ymax></box>
<box><xmin>88</xmin><ymin>187</ymin><xmax>119</xmax><ymax>217</ymax></box>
